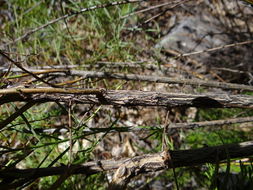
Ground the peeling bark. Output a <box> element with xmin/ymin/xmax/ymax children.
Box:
<box><xmin>1</xmin><ymin>141</ymin><xmax>253</xmax><ymax>189</ymax></box>
<box><xmin>1</xmin><ymin>88</ymin><xmax>253</xmax><ymax>108</ymax></box>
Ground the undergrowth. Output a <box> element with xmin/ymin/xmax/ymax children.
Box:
<box><xmin>0</xmin><ymin>0</ymin><xmax>253</xmax><ymax>189</ymax></box>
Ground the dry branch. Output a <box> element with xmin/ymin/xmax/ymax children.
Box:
<box><xmin>69</xmin><ymin>70</ymin><xmax>253</xmax><ymax>91</ymax></box>
<box><xmin>3</xmin><ymin>67</ymin><xmax>253</xmax><ymax>91</ymax></box>
<box><xmin>35</xmin><ymin>116</ymin><xmax>253</xmax><ymax>135</ymax></box>
<box><xmin>1</xmin><ymin>141</ymin><xmax>253</xmax><ymax>189</ymax></box>
<box><xmin>0</xmin><ymin>62</ymin><xmax>159</xmax><ymax>73</ymax></box>
<box><xmin>0</xmin><ymin>88</ymin><xmax>253</xmax><ymax>108</ymax></box>
<box><xmin>0</xmin><ymin>50</ymin><xmax>58</xmax><ymax>87</ymax></box>
<box><xmin>168</xmin><ymin>116</ymin><xmax>253</xmax><ymax>130</ymax></box>
<box><xmin>179</xmin><ymin>40</ymin><xmax>253</xmax><ymax>57</ymax></box>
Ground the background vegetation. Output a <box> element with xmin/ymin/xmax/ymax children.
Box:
<box><xmin>0</xmin><ymin>0</ymin><xmax>253</xmax><ymax>189</ymax></box>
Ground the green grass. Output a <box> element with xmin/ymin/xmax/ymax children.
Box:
<box><xmin>182</xmin><ymin>107</ymin><xmax>253</xmax><ymax>189</ymax></box>
<box><xmin>3</xmin><ymin>0</ymin><xmax>137</xmax><ymax>66</ymax></box>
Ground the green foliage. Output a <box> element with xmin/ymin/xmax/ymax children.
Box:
<box><xmin>2</xmin><ymin>0</ymin><xmax>137</xmax><ymax>65</ymax></box>
<box><xmin>182</xmin><ymin>107</ymin><xmax>253</xmax><ymax>189</ymax></box>
<box><xmin>1</xmin><ymin>2</ymin><xmax>137</xmax><ymax>187</ymax></box>
<box><xmin>197</xmin><ymin>108</ymin><xmax>253</xmax><ymax>121</ymax></box>
<box><xmin>186</xmin><ymin>129</ymin><xmax>250</xmax><ymax>148</ymax></box>
<box><xmin>38</xmin><ymin>173</ymin><xmax>106</xmax><ymax>190</ymax></box>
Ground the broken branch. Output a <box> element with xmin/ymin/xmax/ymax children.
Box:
<box><xmin>1</xmin><ymin>141</ymin><xmax>253</xmax><ymax>189</ymax></box>
<box><xmin>0</xmin><ymin>88</ymin><xmax>253</xmax><ymax>108</ymax></box>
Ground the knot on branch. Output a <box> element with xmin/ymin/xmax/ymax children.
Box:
<box><xmin>161</xmin><ymin>150</ymin><xmax>173</xmax><ymax>168</ymax></box>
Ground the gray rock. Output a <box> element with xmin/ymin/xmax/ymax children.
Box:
<box><xmin>156</xmin><ymin>13</ymin><xmax>229</xmax><ymax>59</ymax></box>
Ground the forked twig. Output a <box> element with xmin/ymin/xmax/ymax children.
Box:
<box><xmin>0</xmin><ymin>50</ymin><xmax>58</xmax><ymax>87</ymax></box>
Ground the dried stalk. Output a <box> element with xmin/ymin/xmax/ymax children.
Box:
<box><xmin>1</xmin><ymin>88</ymin><xmax>253</xmax><ymax>108</ymax></box>
<box><xmin>69</xmin><ymin>70</ymin><xmax>253</xmax><ymax>91</ymax></box>
<box><xmin>6</xmin><ymin>69</ymin><xmax>65</xmax><ymax>79</ymax></box>
<box><xmin>178</xmin><ymin>40</ymin><xmax>253</xmax><ymax>57</ymax></box>
<box><xmin>10</xmin><ymin>116</ymin><xmax>253</xmax><ymax>136</ymax></box>
<box><xmin>4</xmin><ymin>67</ymin><xmax>253</xmax><ymax>91</ymax></box>
<box><xmin>168</xmin><ymin>116</ymin><xmax>253</xmax><ymax>130</ymax></box>
<box><xmin>0</xmin><ymin>50</ymin><xmax>58</xmax><ymax>87</ymax></box>
<box><xmin>0</xmin><ymin>88</ymin><xmax>103</xmax><ymax>95</ymax></box>
<box><xmin>0</xmin><ymin>62</ymin><xmax>162</xmax><ymax>71</ymax></box>
<box><xmin>1</xmin><ymin>141</ymin><xmax>253</xmax><ymax>189</ymax></box>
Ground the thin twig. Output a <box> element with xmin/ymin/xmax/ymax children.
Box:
<box><xmin>178</xmin><ymin>40</ymin><xmax>253</xmax><ymax>57</ymax></box>
<box><xmin>0</xmin><ymin>102</ymin><xmax>36</xmax><ymax>130</ymax></box>
<box><xmin>3</xmin><ymin>68</ymin><xmax>253</xmax><ymax>91</ymax></box>
<box><xmin>121</xmin><ymin>0</ymin><xmax>181</xmax><ymax>19</ymax></box>
<box><xmin>6</xmin><ymin>69</ymin><xmax>66</xmax><ymax>79</ymax></box>
<box><xmin>22</xmin><ymin>116</ymin><xmax>253</xmax><ymax>135</ymax></box>
<box><xmin>68</xmin><ymin>70</ymin><xmax>253</xmax><ymax>91</ymax></box>
<box><xmin>0</xmin><ymin>50</ymin><xmax>58</xmax><ymax>87</ymax></box>
<box><xmin>167</xmin><ymin>116</ymin><xmax>253</xmax><ymax>130</ymax></box>
<box><xmin>0</xmin><ymin>87</ymin><xmax>103</xmax><ymax>95</ymax></box>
